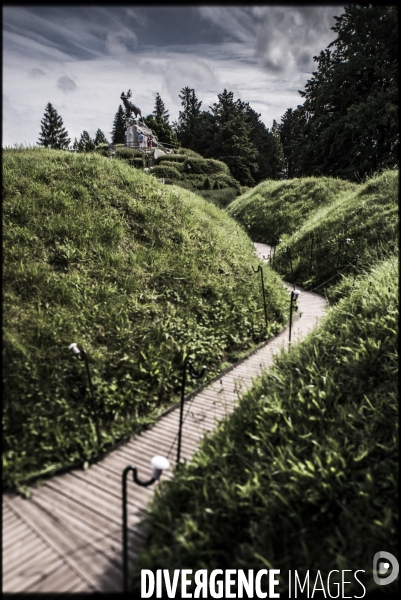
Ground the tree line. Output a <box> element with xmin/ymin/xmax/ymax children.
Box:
<box><xmin>38</xmin><ymin>5</ymin><xmax>398</xmax><ymax>185</ymax></box>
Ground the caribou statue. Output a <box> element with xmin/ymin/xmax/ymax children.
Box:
<box><xmin>120</xmin><ymin>90</ymin><xmax>142</xmax><ymax>119</ymax></box>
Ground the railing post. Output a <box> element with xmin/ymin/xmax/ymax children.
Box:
<box><xmin>122</xmin><ymin>457</ymin><xmax>170</xmax><ymax>592</ymax></box>
<box><xmin>69</xmin><ymin>344</ymin><xmax>101</xmax><ymax>450</ymax></box>
<box><xmin>289</xmin><ymin>289</ymin><xmax>301</xmax><ymax>346</ymax></box>
<box><xmin>177</xmin><ymin>360</ymin><xmax>206</xmax><ymax>466</ymax></box>
<box><xmin>252</xmin><ymin>265</ymin><xmax>268</xmax><ymax>332</ymax></box>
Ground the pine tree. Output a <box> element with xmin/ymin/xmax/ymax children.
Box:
<box><xmin>94</xmin><ymin>129</ymin><xmax>109</xmax><ymax>145</ymax></box>
<box><xmin>76</xmin><ymin>131</ymin><xmax>95</xmax><ymax>152</ymax></box>
<box><xmin>143</xmin><ymin>93</ymin><xmax>177</xmax><ymax>147</ymax></box>
<box><xmin>175</xmin><ymin>87</ymin><xmax>202</xmax><ymax>150</ymax></box>
<box><xmin>38</xmin><ymin>103</ymin><xmax>70</xmax><ymax>149</ymax></box>
<box><xmin>111</xmin><ymin>105</ymin><xmax>126</xmax><ymax>144</ymax></box>
<box><xmin>153</xmin><ymin>93</ymin><xmax>170</xmax><ymax>122</ymax></box>
<box><xmin>209</xmin><ymin>90</ymin><xmax>258</xmax><ymax>186</ymax></box>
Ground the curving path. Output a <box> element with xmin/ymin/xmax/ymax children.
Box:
<box><xmin>2</xmin><ymin>243</ymin><xmax>328</xmax><ymax>592</ymax></box>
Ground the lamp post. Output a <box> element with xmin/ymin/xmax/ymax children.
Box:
<box><xmin>289</xmin><ymin>289</ymin><xmax>301</xmax><ymax>346</ymax></box>
<box><xmin>69</xmin><ymin>343</ymin><xmax>101</xmax><ymax>450</ymax></box>
<box><xmin>252</xmin><ymin>265</ymin><xmax>268</xmax><ymax>332</ymax></box>
<box><xmin>285</xmin><ymin>246</ymin><xmax>294</xmax><ymax>288</ymax></box>
<box><xmin>309</xmin><ymin>236</ymin><xmax>316</xmax><ymax>278</ymax></box>
<box><xmin>177</xmin><ymin>360</ymin><xmax>206</xmax><ymax>466</ymax></box>
<box><xmin>122</xmin><ymin>456</ymin><xmax>170</xmax><ymax>592</ymax></box>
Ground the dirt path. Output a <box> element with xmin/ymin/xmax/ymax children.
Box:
<box><xmin>2</xmin><ymin>243</ymin><xmax>328</xmax><ymax>592</ymax></box>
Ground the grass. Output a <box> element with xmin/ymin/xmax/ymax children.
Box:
<box><xmin>271</xmin><ymin>170</ymin><xmax>398</xmax><ymax>293</ymax></box>
<box><xmin>2</xmin><ymin>147</ymin><xmax>289</xmax><ymax>491</ymax></box>
<box><xmin>133</xmin><ymin>255</ymin><xmax>398</xmax><ymax>595</ymax></box>
<box><xmin>227</xmin><ymin>176</ymin><xmax>358</xmax><ymax>244</ymax></box>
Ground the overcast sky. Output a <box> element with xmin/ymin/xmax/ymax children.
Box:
<box><xmin>3</xmin><ymin>4</ymin><xmax>345</xmax><ymax>147</ymax></box>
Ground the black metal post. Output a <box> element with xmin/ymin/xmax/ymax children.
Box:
<box><xmin>353</xmin><ymin>253</ymin><xmax>359</xmax><ymax>286</ymax></box>
<box><xmin>286</xmin><ymin>246</ymin><xmax>294</xmax><ymax>288</ymax></box>
<box><xmin>288</xmin><ymin>289</ymin><xmax>300</xmax><ymax>346</ymax></box>
<box><xmin>122</xmin><ymin>466</ymin><xmax>156</xmax><ymax>592</ymax></box>
<box><xmin>80</xmin><ymin>350</ymin><xmax>101</xmax><ymax>450</ymax></box>
<box><xmin>289</xmin><ymin>292</ymin><xmax>294</xmax><ymax>346</ymax></box>
<box><xmin>252</xmin><ymin>265</ymin><xmax>268</xmax><ymax>331</ymax></box>
<box><xmin>309</xmin><ymin>237</ymin><xmax>315</xmax><ymax>278</ymax></box>
<box><xmin>177</xmin><ymin>360</ymin><xmax>206</xmax><ymax>466</ymax></box>
<box><xmin>336</xmin><ymin>238</ymin><xmax>344</xmax><ymax>269</ymax></box>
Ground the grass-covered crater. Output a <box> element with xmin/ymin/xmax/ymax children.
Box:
<box><xmin>3</xmin><ymin>147</ymin><xmax>288</xmax><ymax>490</ymax></box>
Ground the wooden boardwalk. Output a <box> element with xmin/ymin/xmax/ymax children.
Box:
<box><xmin>2</xmin><ymin>243</ymin><xmax>328</xmax><ymax>592</ymax></box>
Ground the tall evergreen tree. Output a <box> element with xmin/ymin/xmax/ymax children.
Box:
<box><xmin>209</xmin><ymin>90</ymin><xmax>258</xmax><ymax>186</ymax></box>
<box><xmin>174</xmin><ymin>87</ymin><xmax>202</xmax><ymax>150</ymax></box>
<box><xmin>76</xmin><ymin>131</ymin><xmax>95</xmax><ymax>152</ymax></box>
<box><xmin>277</xmin><ymin>107</ymin><xmax>308</xmax><ymax>179</ymax></box>
<box><xmin>296</xmin><ymin>5</ymin><xmax>398</xmax><ymax>180</ymax></box>
<box><xmin>153</xmin><ymin>93</ymin><xmax>170</xmax><ymax>122</ymax></box>
<box><xmin>94</xmin><ymin>129</ymin><xmax>109</xmax><ymax>145</ymax></box>
<box><xmin>143</xmin><ymin>93</ymin><xmax>178</xmax><ymax>147</ymax></box>
<box><xmin>38</xmin><ymin>103</ymin><xmax>70</xmax><ymax>149</ymax></box>
<box><xmin>111</xmin><ymin>105</ymin><xmax>126</xmax><ymax>144</ymax></box>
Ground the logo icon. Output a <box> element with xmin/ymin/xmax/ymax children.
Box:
<box><xmin>373</xmin><ymin>551</ymin><xmax>399</xmax><ymax>586</ymax></box>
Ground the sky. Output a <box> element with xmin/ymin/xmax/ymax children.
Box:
<box><xmin>3</xmin><ymin>4</ymin><xmax>345</xmax><ymax>147</ymax></box>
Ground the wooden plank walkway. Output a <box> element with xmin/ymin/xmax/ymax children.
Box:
<box><xmin>2</xmin><ymin>243</ymin><xmax>328</xmax><ymax>592</ymax></box>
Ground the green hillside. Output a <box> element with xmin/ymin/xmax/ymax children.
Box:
<box><xmin>2</xmin><ymin>147</ymin><xmax>288</xmax><ymax>490</ymax></box>
<box><xmin>227</xmin><ymin>176</ymin><xmax>357</xmax><ymax>244</ymax></box>
<box><xmin>134</xmin><ymin>256</ymin><xmax>398</xmax><ymax>595</ymax></box>
<box><xmin>272</xmin><ymin>170</ymin><xmax>398</xmax><ymax>291</ymax></box>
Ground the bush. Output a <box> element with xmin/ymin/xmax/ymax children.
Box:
<box><xmin>115</xmin><ymin>146</ymin><xmax>145</xmax><ymax>160</ymax></box>
<box><xmin>153</xmin><ymin>160</ymin><xmax>184</xmax><ymax>171</ymax></box>
<box><xmin>150</xmin><ymin>165</ymin><xmax>182</xmax><ymax>179</ymax></box>
<box><xmin>183</xmin><ymin>157</ymin><xmax>230</xmax><ymax>175</ymax></box>
<box><xmin>154</xmin><ymin>154</ymin><xmax>186</xmax><ymax>165</ymax></box>
<box><xmin>94</xmin><ymin>144</ymin><xmax>110</xmax><ymax>157</ymax></box>
<box><xmin>202</xmin><ymin>177</ymin><xmax>212</xmax><ymax>190</ymax></box>
<box><xmin>176</xmin><ymin>148</ymin><xmax>203</xmax><ymax>158</ymax></box>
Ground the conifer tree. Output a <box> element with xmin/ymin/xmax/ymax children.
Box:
<box><xmin>76</xmin><ymin>131</ymin><xmax>95</xmax><ymax>152</ymax></box>
<box><xmin>94</xmin><ymin>129</ymin><xmax>109</xmax><ymax>145</ymax></box>
<box><xmin>143</xmin><ymin>93</ymin><xmax>178</xmax><ymax>147</ymax></box>
<box><xmin>38</xmin><ymin>103</ymin><xmax>70</xmax><ymax>149</ymax></box>
<box><xmin>175</xmin><ymin>87</ymin><xmax>202</xmax><ymax>150</ymax></box>
<box><xmin>209</xmin><ymin>90</ymin><xmax>258</xmax><ymax>186</ymax></box>
<box><xmin>111</xmin><ymin>105</ymin><xmax>126</xmax><ymax>144</ymax></box>
<box><xmin>153</xmin><ymin>93</ymin><xmax>170</xmax><ymax>122</ymax></box>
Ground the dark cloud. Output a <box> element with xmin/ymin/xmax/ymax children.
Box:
<box><xmin>28</xmin><ymin>68</ymin><xmax>47</xmax><ymax>78</ymax></box>
<box><xmin>57</xmin><ymin>75</ymin><xmax>76</xmax><ymax>93</ymax></box>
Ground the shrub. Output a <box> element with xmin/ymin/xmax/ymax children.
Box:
<box><xmin>184</xmin><ymin>157</ymin><xmax>230</xmax><ymax>175</ymax></box>
<box><xmin>202</xmin><ymin>177</ymin><xmax>212</xmax><ymax>190</ymax></box>
<box><xmin>115</xmin><ymin>146</ymin><xmax>145</xmax><ymax>160</ymax></box>
<box><xmin>154</xmin><ymin>154</ymin><xmax>186</xmax><ymax>165</ymax></box>
<box><xmin>94</xmin><ymin>144</ymin><xmax>110</xmax><ymax>157</ymax></box>
<box><xmin>150</xmin><ymin>165</ymin><xmax>182</xmax><ymax>179</ymax></box>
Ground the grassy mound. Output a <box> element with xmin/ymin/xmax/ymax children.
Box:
<box><xmin>227</xmin><ymin>177</ymin><xmax>357</xmax><ymax>244</ymax></box>
<box><xmin>2</xmin><ymin>148</ymin><xmax>288</xmax><ymax>490</ymax></box>
<box><xmin>134</xmin><ymin>256</ymin><xmax>398</xmax><ymax>595</ymax></box>
<box><xmin>272</xmin><ymin>170</ymin><xmax>398</xmax><ymax>291</ymax></box>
